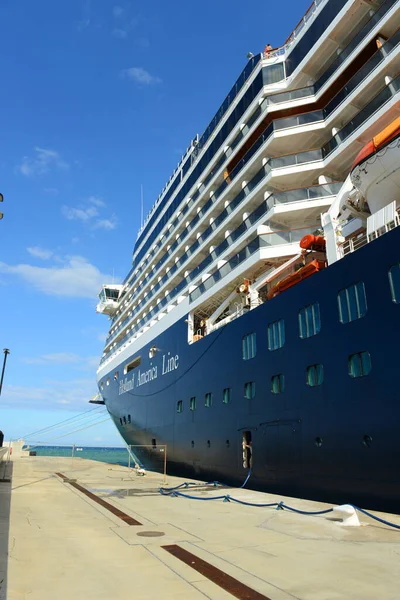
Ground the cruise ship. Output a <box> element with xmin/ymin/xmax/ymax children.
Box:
<box><xmin>96</xmin><ymin>0</ymin><xmax>400</xmax><ymax>513</ymax></box>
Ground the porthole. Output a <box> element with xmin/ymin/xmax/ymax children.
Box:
<box><xmin>226</xmin><ymin>440</ymin><xmax>230</xmax><ymax>449</ymax></box>
<box><xmin>152</xmin><ymin>438</ymin><xmax>156</xmax><ymax>448</ymax></box>
<box><xmin>149</xmin><ymin>345</ymin><xmax>157</xmax><ymax>359</ymax></box>
<box><xmin>207</xmin><ymin>440</ymin><xmax>211</xmax><ymax>448</ymax></box>
<box><xmin>314</xmin><ymin>437</ymin><xmax>323</xmax><ymax>447</ymax></box>
<box><xmin>191</xmin><ymin>440</ymin><xmax>195</xmax><ymax>448</ymax></box>
<box><xmin>123</xmin><ymin>416</ymin><xmax>127</xmax><ymax>425</ymax></box>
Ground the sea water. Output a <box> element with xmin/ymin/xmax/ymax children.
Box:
<box><xmin>25</xmin><ymin>445</ymin><xmax>130</xmax><ymax>467</ymax></box>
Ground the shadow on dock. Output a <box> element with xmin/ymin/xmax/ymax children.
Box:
<box><xmin>0</xmin><ymin>461</ymin><xmax>13</xmax><ymax>600</ymax></box>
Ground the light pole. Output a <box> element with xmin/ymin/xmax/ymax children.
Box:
<box><xmin>0</xmin><ymin>349</ymin><xmax>10</xmax><ymax>396</ymax></box>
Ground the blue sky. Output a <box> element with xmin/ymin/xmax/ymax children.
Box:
<box><xmin>0</xmin><ymin>0</ymin><xmax>310</xmax><ymax>446</ymax></box>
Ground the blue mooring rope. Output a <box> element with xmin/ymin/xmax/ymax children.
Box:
<box><xmin>158</xmin><ymin>471</ymin><xmax>400</xmax><ymax>530</ymax></box>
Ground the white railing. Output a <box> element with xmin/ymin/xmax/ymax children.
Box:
<box><xmin>342</xmin><ymin>210</ymin><xmax>400</xmax><ymax>257</ymax></box>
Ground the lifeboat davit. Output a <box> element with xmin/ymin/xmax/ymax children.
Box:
<box><xmin>350</xmin><ymin>117</ymin><xmax>400</xmax><ymax>214</ymax></box>
<box><xmin>267</xmin><ymin>259</ymin><xmax>326</xmax><ymax>300</ymax></box>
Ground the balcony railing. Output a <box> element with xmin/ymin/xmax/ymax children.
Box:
<box><xmin>124</xmin><ymin>0</ymin><xmax>396</xmax><ymax>286</ymax></box>
<box><xmin>102</xmin><ymin>183</ymin><xmax>338</xmax><ymax>359</ymax></box>
<box><xmin>189</xmin><ymin>226</ymin><xmax>316</xmax><ymax>303</ymax></box>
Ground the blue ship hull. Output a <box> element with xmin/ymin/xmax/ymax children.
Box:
<box><xmin>102</xmin><ymin>226</ymin><xmax>400</xmax><ymax>513</ymax></box>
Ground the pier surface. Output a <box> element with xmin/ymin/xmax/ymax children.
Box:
<box><xmin>2</xmin><ymin>456</ymin><xmax>400</xmax><ymax>599</ymax></box>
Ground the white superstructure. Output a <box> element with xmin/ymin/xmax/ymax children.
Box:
<box><xmin>97</xmin><ymin>0</ymin><xmax>400</xmax><ymax>380</ymax></box>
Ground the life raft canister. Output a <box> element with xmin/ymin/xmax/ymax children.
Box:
<box><xmin>300</xmin><ymin>234</ymin><xmax>326</xmax><ymax>252</ymax></box>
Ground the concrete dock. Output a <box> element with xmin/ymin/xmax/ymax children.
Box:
<box><xmin>2</xmin><ymin>456</ymin><xmax>400</xmax><ymax>600</ymax></box>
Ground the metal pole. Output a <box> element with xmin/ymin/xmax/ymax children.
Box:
<box><xmin>163</xmin><ymin>445</ymin><xmax>167</xmax><ymax>485</ymax></box>
<box><xmin>0</xmin><ymin>349</ymin><xmax>10</xmax><ymax>397</ymax></box>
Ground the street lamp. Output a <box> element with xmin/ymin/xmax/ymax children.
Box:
<box><xmin>0</xmin><ymin>349</ymin><xmax>10</xmax><ymax>396</ymax></box>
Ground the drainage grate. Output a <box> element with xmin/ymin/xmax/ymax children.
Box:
<box><xmin>137</xmin><ymin>531</ymin><xmax>165</xmax><ymax>537</ymax></box>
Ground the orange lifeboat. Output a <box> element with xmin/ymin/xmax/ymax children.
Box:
<box><xmin>351</xmin><ymin>116</ymin><xmax>400</xmax><ymax>170</ymax></box>
<box><xmin>299</xmin><ymin>234</ymin><xmax>326</xmax><ymax>252</ymax></box>
<box><xmin>267</xmin><ymin>259</ymin><xmax>326</xmax><ymax>300</ymax></box>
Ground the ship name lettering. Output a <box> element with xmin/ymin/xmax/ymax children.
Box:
<box><xmin>162</xmin><ymin>352</ymin><xmax>179</xmax><ymax>375</ymax></box>
<box><xmin>136</xmin><ymin>365</ymin><xmax>158</xmax><ymax>387</ymax></box>
<box><xmin>119</xmin><ymin>376</ymin><xmax>134</xmax><ymax>395</ymax></box>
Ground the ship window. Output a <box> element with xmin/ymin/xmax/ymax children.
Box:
<box><xmin>190</xmin><ymin>396</ymin><xmax>196</xmax><ymax>411</ymax></box>
<box><xmin>388</xmin><ymin>264</ymin><xmax>400</xmax><ymax>303</ymax></box>
<box><xmin>191</xmin><ymin>440</ymin><xmax>194</xmax><ymax>448</ymax></box>
<box><xmin>106</xmin><ymin>378</ymin><xmax>110</xmax><ymax>386</ymax></box>
<box><xmin>123</xmin><ymin>416</ymin><xmax>127</xmax><ymax>425</ymax></box>
<box><xmin>242</xmin><ymin>332</ymin><xmax>256</xmax><ymax>360</ymax></box>
<box><xmin>152</xmin><ymin>438</ymin><xmax>156</xmax><ymax>448</ymax></box>
<box><xmin>100</xmin><ymin>382</ymin><xmax>104</xmax><ymax>390</ymax></box>
<box><xmin>337</xmin><ymin>282</ymin><xmax>367</xmax><ymax>323</ymax></box>
<box><xmin>348</xmin><ymin>351</ymin><xmax>371</xmax><ymax>378</ymax></box>
<box><xmin>119</xmin><ymin>418</ymin><xmax>123</xmax><ymax>425</ymax></box>
<box><xmin>299</xmin><ymin>303</ymin><xmax>321</xmax><ymax>338</ymax></box>
<box><xmin>127</xmin><ymin>414</ymin><xmax>131</xmax><ymax>424</ymax></box>
<box><xmin>114</xmin><ymin>371</ymin><xmax>119</xmax><ymax>380</ymax></box>
<box><xmin>268</xmin><ymin>319</ymin><xmax>285</xmax><ymax>350</ymax></box>
<box><xmin>271</xmin><ymin>374</ymin><xmax>284</xmax><ymax>394</ymax></box>
<box><xmin>306</xmin><ymin>364</ymin><xmax>324</xmax><ymax>387</ymax></box>
<box><xmin>207</xmin><ymin>440</ymin><xmax>211</xmax><ymax>448</ymax></box>
<box><xmin>244</xmin><ymin>381</ymin><xmax>256</xmax><ymax>399</ymax></box>
<box><xmin>125</xmin><ymin>356</ymin><xmax>141</xmax><ymax>374</ymax></box>
<box><xmin>223</xmin><ymin>388</ymin><xmax>231</xmax><ymax>404</ymax></box>
<box><xmin>315</xmin><ymin>437</ymin><xmax>323</xmax><ymax>447</ymax></box>
<box><xmin>177</xmin><ymin>400</ymin><xmax>183</xmax><ymax>413</ymax></box>
<box><xmin>205</xmin><ymin>392</ymin><xmax>213</xmax><ymax>408</ymax></box>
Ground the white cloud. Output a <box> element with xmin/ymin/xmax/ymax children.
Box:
<box><xmin>62</xmin><ymin>197</ymin><xmax>116</xmax><ymax>231</ymax></box>
<box><xmin>93</xmin><ymin>215</ymin><xmax>117</xmax><ymax>230</ymax></box>
<box><xmin>2</xmin><ymin>379</ymin><xmax>105</xmax><ymax>411</ymax></box>
<box><xmin>22</xmin><ymin>353</ymin><xmax>80</xmax><ymax>365</ymax></box>
<box><xmin>113</xmin><ymin>5</ymin><xmax>123</xmax><ymax>17</ymax></box>
<box><xmin>22</xmin><ymin>353</ymin><xmax>100</xmax><ymax>371</ymax></box>
<box><xmin>17</xmin><ymin>147</ymin><xmax>69</xmax><ymax>177</ymax></box>
<box><xmin>62</xmin><ymin>205</ymin><xmax>99</xmax><ymax>222</ymax></box>
<box><xmin>88</xmin><ymin>196</ymin><xmax>105</xmax><ymax>208</ymax></box>
<box><xmin>77</xmin><ymin>19</ymin><xmax>90</xmax><ymax>32</ymax></box>
<box><xmin>112</xmin><ymin>28</ymin><xmax>128</xmax><ymax>39</ymax></box>
<box><xmin>27</xmin><ymin>246</ymin><xmax>53</xmax><ymax>260</ymax></box>
<box><xmin>136</xmin><ymin>37</ymin><xmax>150</xmax><ymax>49</ymax></box>
<box><xmin>121</xmin><ymin>67</ymin><xmax>161</xmax><ymax>85</ymax></box>
<box><xmin>0</xmin><ymin>255</ymin><xmax>111</xmax><ymax>298</ymax></box>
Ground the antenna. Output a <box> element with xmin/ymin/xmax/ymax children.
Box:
<box><xmin>140</xmin><ymin>184</ymin><xmax>144</xmax><ymax>229</ymax></box>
